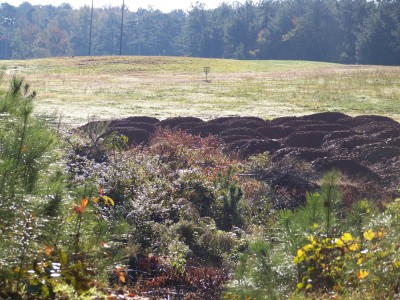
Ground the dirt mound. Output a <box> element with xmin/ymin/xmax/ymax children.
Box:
<box><xmin>123</xmin><ymin>116</ymin><xmax>160</xmax><ymax>124</ymax></box>
<box><xmin>220</xmin><ymin>127</ymin><xmax>263</xmax><ymax>139</ymax></box>
<box><xmin>284</xmin><ymin>131</ymin><xmax>326</xmax><ymax>148</ymax></box>
<box><xmin>323</xmin><ymin>130</ymin><xmax>358</xmax><ymax>141</ymax></box>
<box><xmin>187</xmin><ymin>123</ymin><xmax>229</xmax><ymax>137</ymax></box>
<box><xmin>312</xmin><ymin>157</ymin><xmax>380</xmax><ymax>181</ymax></box>
<box><xmin>301</xmin><ymin>112</ymin><xmax>349</xmax><ymax>123</ymax></box>
<box><xmin>387</xmin><ymin>137</ymin><xmax>400</xmax><ymax>147</ymax></box>
<box><xmin>221</xmin><ymin>135</ymin><xmax>255</xmax><ymax>144</ymax></box>
<box><xmin>257</xmin><ymin>126</ymin><xmax>295</xmax><ymax>139</ymax></box>
<box><xmin>267</xmin><ymin>116</ymin><xmax>298</xmax><ymax>126</ymax></box>
<box><xmin>223</xmin><ymin>118</ymin><xmax>267</xmax><ymax>130</ymax></box>
<box><xmin>271</xmin><ymin>147</ymin><xmax>331</xmax><ymax>163</ymax></box>
<box><xmin>226</xmin><ymin>138</ymin><xmax>282</xmax><ymax>158</ymax></box>
<box><xmin>353</xmin><ymin>143</ymin><xmax>400</xmax><ymax>164</ymax></box>
<box><xmin>298</xmin><ymin>123</ymin><xmax>351</xmax><ymax>132</ymax></box>
<box><xmin>108</xmin><ymin>121</ymin><xmax>157</xmax><ymax>133</ymax></box>
<box><xmin>159</xmin><ymin>117</ymin><xmax>204</xmax><ymax>129</ymax></box>
<box><xmin>102</xmin><ymin>127</ymin><xmax>152</xmax><ymax>145</ymax></box>
<box><xmin>323</xmin><ymin>135</ymin><xmax>380</xmax><ymax>154</ymax></box>
<box><xmin>208</xmin><ymin>116</ymin><xmax>265</xmax><ymax>125</ymax></box>
<box><xmin>80</xmin><ymin>113</ymin><xmax>400</xmax><ymax>206</ymax></box>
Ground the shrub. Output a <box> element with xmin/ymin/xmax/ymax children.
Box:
<box><xmin>212</xmin><ymin>166</ymin><xmax>251</xmax><ymax>231</ymax></box>
<box><xmin>0</xmin><ymin>77</ymin><xmax>128</xmax><ymax>298</ymax></box>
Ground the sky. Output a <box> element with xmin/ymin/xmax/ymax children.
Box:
<box><xmin>7</xmin><ymin>0</ymin><xmax>238</xmax><ymax>12</ymax></box>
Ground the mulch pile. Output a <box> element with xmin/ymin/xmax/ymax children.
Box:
<box><xmin>80</xmin><ymin>112</ymin><xmax>400</xmax><ymax>206</ymax></box>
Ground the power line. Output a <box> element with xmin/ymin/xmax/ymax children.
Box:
<box><xmin>88</xmin><ymin>0</ymin><xmax>94</xmax><ymax>56</ymax></box>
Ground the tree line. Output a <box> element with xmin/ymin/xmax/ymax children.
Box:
<box><xmin>1</xmin><ymin>0</ymin><xmax>399</xmax><ymax>65</ymax></box>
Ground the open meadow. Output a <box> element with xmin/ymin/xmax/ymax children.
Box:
<box><xmin>1</xmin><ymin>56</ymin><xmax>400</xmax><ymax>126</ymax></box>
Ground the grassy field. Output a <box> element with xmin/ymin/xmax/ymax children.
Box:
<box><xmin>1</xmin><ymin>56</ymin><xmax>400</xmax><ymax>126</ymax></box>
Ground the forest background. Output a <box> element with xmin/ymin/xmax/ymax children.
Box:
<box><xmin>1</xmin><ymin>0</ymin><xmax>400</xmax><ymax>65</ymax></box>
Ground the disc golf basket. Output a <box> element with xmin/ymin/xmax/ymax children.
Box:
<box><xmin>204</xmin><ymin>66</ymin><xmax>210</xmax><ymax>81</ymax></box>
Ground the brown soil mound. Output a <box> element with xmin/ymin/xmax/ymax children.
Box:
<box><xmin>257</xmin><ymin>126</ymin><xmax>295</xmax><ymax>139</ymax></box>
<box><xmin>271</xmin><ymin>147</ymin><xmax>331</xmax><ymax>163</ymax></box>
<box><xmin>159</xmin><ymin>117</ymin><xmax>204</xmax><ymax>129</ymax></box>
<box><xmin>102</xmin><ymin>127</ymin><xmax>152</xmax><ymax>145</ymax></box>
<box><xmin>80</xmin><ymin>112</ymin><xmax>400</xmax><ymax>207</ymax></box>
<box><xmin>221</xmin><ymin>135</ymin><xmax>255</xmax><ymax>144</ymax></box>
<box><xmin>108</xmin><ymin>121</ymin><xmax>157</xmax><ymax>133</ymax></box>
<box><xmin>123</xmin><ymin>116</ymin><xmax>160</xmax><ymax>124</ymax></box>
<box><xmin>220</xmin><ymin>127</ymin><xmax>263</xmax><ymax>139</ymax></box>
<box><xmin>284</xmin><ymin>131</ymin><xmax>326</xmax><ymax>148</ymax></box>
<box><xmin>227</xmin><ymin>139</ymin><xmax>282</xmax><ymax>157</ymax></box>
<box><xmin>188</xmin><ymin>123</ymin><xmax>229</xmax><ymax>137</ymax></box>
<box><xmin>302</xmin><ymin>112</ymin><xmax>349</xmax><ymax>123</ymax></box>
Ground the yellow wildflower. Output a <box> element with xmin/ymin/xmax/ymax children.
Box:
<box><xmin>303</xmin><ymin>244</ymin><xmax>314</xmax><ymax>251</ymax></box>
<box><xmin>341</xmin><ymin>232</ymin><xmax>353</xmax><ymax>243</ymax></box>
<box><xmin>294</xmin><ymin>249</ymin><xmax>306</xmax><ymax>264</ymax></box>
<box><xmin>393</xmin><ymin>260</ymin><xmax>400</xmax><ymax>268</ymax></box>
<box><xmin>348</xmin><ymin>243</ymin><xmax>360</xmax><ymax>251</ymax></box>
<box><xmin>335</xmin><ymin>238</ymin><xmax>344</xmax><ymax>248</ymax></box>
<box><xmin>363</xmin><ymin>230</ymin><xmax>375</xmax><ymax>241</ymax></box>
<box><xmin>297</xmin><ymin>282</ymin><xmax>304</xmax><ymax>289</ymax></box>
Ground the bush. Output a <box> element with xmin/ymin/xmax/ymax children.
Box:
<box><xmin>0</xmin><ymin>77</ymin><xmax>128</xmax><ymax>298</ymax></box>
<box><xmin>226</xmin><ymin>167</ymin><xmax>400</xmax><ymax>299</ymax></box>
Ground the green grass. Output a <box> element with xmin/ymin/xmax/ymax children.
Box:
<box><xmin>1</xmin><ymin>56</ymin><xmax>400</xmax><ymax>126</ymax></box>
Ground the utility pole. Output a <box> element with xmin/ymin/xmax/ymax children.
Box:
<box><xmin>136</xmin><ymin>18</ymin><xmax>141</xmax><ymax>56</ymax></box>
<box><xmin>88</xmin><ymin>0</ymin><xmax>94</xmax><ymax>56</ymax></box>
<box><xmin>119</xmin><ymin>0</ymin><xmax>125</xmax><ymax>56</ymax></box>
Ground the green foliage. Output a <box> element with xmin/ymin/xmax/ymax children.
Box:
<box><xmin>213</xmin><ymin>167</ymin><xmax>250</xmax><ymax>231</ymax></box>
<box><xmin>0</xmin><ymin>77</ymin><xmax>52</xmax><ymax>198</ymax></box>
<box><xmin>0</xmin><ymin>77</ymin><xmax>128</xmax><ymax>298</ymax></box>
<box><xmin>225</xmin><ymin>170</ymin><xmax>400</xmax><ymax>299</ymax></box>
<box><xmin>225</xmin><ymin>237</ymin><xmax>294</xmax><ymax>300</ymax></box>
<box><xmin>168</xmin><ymin>240</ymin><xmax>189</xmax><ymax>276</ymax></box>
<box><xmin>4</xmin><ymin>0</ymin><xmax>400</xmax><ymax>65</ymax></box>
<box><xmin>225</xmin><ymin>164</ymin><xmax>400</xmax><ymax>299</ymax></box>
<box><xmin>102</xmin><ymin>131</ymin><xmax>129</xmax><ymax>160</ymax></box>
<box><xmin>320</xmin><ymin>170</ymin><xmax>341</xmax><ymax>238</ymax></box>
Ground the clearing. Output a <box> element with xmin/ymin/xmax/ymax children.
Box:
<box><xmin>1</xmin><ymin>56</ymin><xmax>400</xmax><ymax>126</ymax></box>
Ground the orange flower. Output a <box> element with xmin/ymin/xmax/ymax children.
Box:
<box><xmin>357</xmin><ymin>269</ymin><xmax>369</xmax><ymax>279</ymax></box>
<box><xmin>73</xmin><ymin>198</ymin><xmax>89</xmax><ymax>214</ymax></box>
